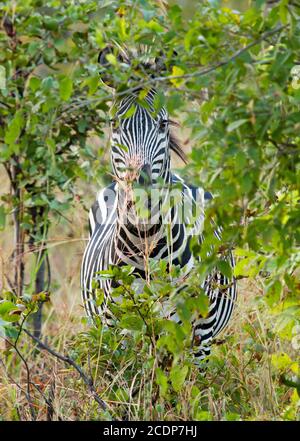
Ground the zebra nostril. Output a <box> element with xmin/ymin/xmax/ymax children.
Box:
<box><xmin>138</xmin><ymin>163</ymin><xmax>152</xmax><ymax>185</ymax></box>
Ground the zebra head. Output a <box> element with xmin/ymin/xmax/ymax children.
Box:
<box><xmin>98</xmin><ymin>46</ymin><xmax>186</xmax><ymax>188</ymax></box>
<box><xmin>110</xmin><ymin>90</ymin><xmax>171</xmax><ymax>186</ymax></box>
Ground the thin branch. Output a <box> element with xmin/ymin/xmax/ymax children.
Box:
<box><xmin>51</xmin><ymin>22</ymin><xmax>291</xmax><ymax>115</ymax></box>
<box><xmin>5</xmin><ymin>338</ymin><xmax>37</xmax><ymax>420</ymax></box>
<box><xmin>112</xmin><ymin>24</ymin><xmax>289</xmax><ymax>99</ymax></box>
<box><xmin>3</xmin><ymin>163</ymin><xmax>13</xmax><ymax>183</ymax></box>
<box><xmin>22</xmin><ymin>328</ymin><xmax>110</xmax><ymax>415</ymax></box>
<box><xmin>0</xmin><ymin>353</ymin><xmax>55</xmax><ymax>420</ymax></box>
<box><xmin>122</xmin><ymin>284</ymin><xmax>156</xmax><ymax>350</ymax></box>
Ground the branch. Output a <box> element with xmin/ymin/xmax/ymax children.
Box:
<box><xmin>22</xmin><ymin>328</ymin><xmax>110</xmax><ymax>415</ymax></box>
<box><xmin>5</xmin><ymin>313</ymin><xmax>38</xmax><ymax>420</ymax></box>
<box><xmin>49</xmin><ymin>22</ymin><xmax>291</xmax><ymax>115</ymax></box>
<box><xmin>113</xmin><ymin>23</ymin><xmax>289</xmax><ymax>99</ymax></box>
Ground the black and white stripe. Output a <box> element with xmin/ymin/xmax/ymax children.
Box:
<box><xmin>81</xmin><ymin>89</ymin><xmax>237</xmax><ymax>363</ymax></box>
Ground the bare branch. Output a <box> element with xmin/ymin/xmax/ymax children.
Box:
<box><xmin>22</xmin><ymin>328</ymin><xmax>111</xmax><ymax>416</ymax></box>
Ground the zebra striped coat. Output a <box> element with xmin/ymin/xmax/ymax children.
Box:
<box><xmin>80</xmin><ymin>89</ymin><xmax>237</xmax><ymax>362</ymax></box>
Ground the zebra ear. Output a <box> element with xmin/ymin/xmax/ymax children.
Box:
<box><xmin>98</xmin><ymin>44</ymin><xmax>130</xmax><ymax>88</ymax></box>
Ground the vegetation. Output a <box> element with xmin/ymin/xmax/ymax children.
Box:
<box><xmin>0</xmin><ymin>0</ymin><xmax>299</xmax><ymax>421</ymax></box>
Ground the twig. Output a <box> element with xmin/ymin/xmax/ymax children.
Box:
<box><xmin>4</xmin><ymin>339</ymin><xmax>37</xmax><ymax>420</ymax></box>
<box><xmin>22</xmin><ymin>328</ymin><xmax>110</xmax><ymax>415</ymax></box>
<box><xmin>46</xmin><ymin>376</ymin><xmax>56</xmax><ymax>421</ymax></box>
<box><xmin>121</xmin><ymin>284</ymin><xmax>156</xmax><ymax>350</ymax></box>
<box><xmin>5</xmin><ymin>313</ymin><xmax>38</xmax><ymax>420</ymax></box>
<box><xmin>52</xmin><ymin>22</ymin><xmax>292</xmax><ymax>113</ymax></box>
<box><xmin>112</xmin><ymin>24</ymin><xmax>290</xmax><ymax>99</ymax></box>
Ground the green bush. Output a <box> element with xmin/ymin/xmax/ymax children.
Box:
<box><xmin>0</xmin><ymin>0</ymin><xmax>299</xmax><ymax>421</ymax></box>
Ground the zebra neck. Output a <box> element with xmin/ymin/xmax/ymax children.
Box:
<box><xmin>114</xmin><ymin>185</ymin><xmax>165</xmax><ymax>268</ymax></box>
<box><xmin>114</xmin><ymin>189</ymin><xmax>191</xmax><ymax>272</ymax></box>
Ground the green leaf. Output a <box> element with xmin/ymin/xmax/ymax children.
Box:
<box><xmin>279</xmin><ymin>0</ymin><xmax>288</xmax><ymax>25</ymax></box>
<box><xmin>87</xmin><ymin>76</ymin><xmax>99</xmax><ymax>95</ymax></box>
<box><xmin>0</xmin><ymin>318</ymin><xmax>10</xmax><ymax>337</ymax></box>
<box><xmin>266</xmin><ymin>279</ymin><xmax>282</xmax><ymax>306</ymax></box>
<box><xmin>226</xmin><ymin>119</ymin><xmax>248</xmax><ymax>132</ymax></box>
<box><xmin>4</xmin><ymin>325</ymin><xmax>20</xmax><ymax>340</ymax></box>
<box><xmin>122</xmin><ymin>105</ymin><xmax>136</xmax><ymax>119</ymax></box>
<box><xmin>105</xmin><ymin>53</ymin><xmax>117</xmax><ymax>66</ymax></box>
<box><xmin>240</xmin><ymin>174</ymin><xmax>253</xmax><ymax>194</ymax></box>
<box><xmin>216</xmin><ymin>260</ymin><xmax>233</xmax><ymax>279</ymax></box>
<box><xmin>29</xmin><ymin>76</ymin><xmax>41</xmax><ymax>92</ymax></box>
<box><xmin>170</xmin><ymin>66</ymin><xmax>185</xmax><ymax>87</ymax></box>
<box><xmin>196</xmin><ymin>292</ymin><xmax>210</xmax><ymax>318</ymax></box>
<box><xmin>4</xmin><ymin>110</ymin><xmax>24</xmax><ymax>148</ymax></box>
<box><xmin>59</xmin><ymin>77</ymin><xmax>73</xmax><ymax>101</ymax></box>
<box><xmin>271</xmin><ymin>352</ymin><xmax>293</xmax><ymax>371</ymax></box>
<box><xmin>54</xmin><ymin>37</ymin><xmax>75</xmax><ymax>54</ymax></box>
<box><xmin>120</xmin><ymin>315</ymin><xmax>144</xmax><ymax>331</ymax></box>
<box><xmin>95</xmin><ymin>29</ymin><xmax>103</xmax><ymax>47</ymax></box>
<box><xmin>196</xmin><ymin>410</ymin><xmax>212</xmax><ymax>421</ymax></box>
<box><xmin>46</xmin><ymin>138</ymin><xmax>56</xmax><ymax>153</ymax></box>
<box><xmin>170</xmin><ymin>364</ymin><xmax>189</xmax><ymax>392</ymax></box>
<box><xmin>0</xmin><ymin>301</ymin><xmax>21</xmax><ymax>323</ymax></box>
<box><xmin>146</xmin><ymin>19</ymin><xmax>164</xmax><ymax>33</ymax></box>
<box><xmin>0</xmin><ymin>205</ymin><xmax>6</xmax><ymax>230</ymax></box>
<box><xmin>156</xmin><ymin>367</ymin><xmax>168</xmax><ymax>397</ymax></box>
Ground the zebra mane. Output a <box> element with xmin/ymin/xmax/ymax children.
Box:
<box><xmin>168</xmin><ymin>118</ymin><xmax>187</xmax><ymax>163</ymax></box>
<box><xmin>169</xmin><ymin>132</ymin><xmax>187</xmax><ymax>164</ymax></box>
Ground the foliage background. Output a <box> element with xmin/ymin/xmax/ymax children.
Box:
<box><xmin>0</xmin><ymin>0</ymin><xmax>299</xmax><ymax>421</ymax></box>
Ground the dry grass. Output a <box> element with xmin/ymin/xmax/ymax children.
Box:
<box><xmin>0</xmin><ymin>168</ymin><xmax>299</xmax><ymax>421</ymax></box>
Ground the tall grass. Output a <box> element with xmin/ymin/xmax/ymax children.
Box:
<box><xmin>0</xmin><ymin>168</ymin><xmax>299</xmax><ymax>421</ymax></box>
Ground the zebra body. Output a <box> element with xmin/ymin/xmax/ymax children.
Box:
<box><xmin>81</xmin><ymin>85</ymin><xmax>237</xmax><ymax>361</ymax></box>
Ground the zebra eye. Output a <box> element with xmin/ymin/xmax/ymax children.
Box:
<box><xmin>158</xmin><ymin>119</ymin><xmax>168</xmax><ymax>133</ymax></box>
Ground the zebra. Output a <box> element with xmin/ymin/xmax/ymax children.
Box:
<box><xmin>80</xmin><ymin>48</ymin><xmax>237</xmax><ymax>362</ymax></box>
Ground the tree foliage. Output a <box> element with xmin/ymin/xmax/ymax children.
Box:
<box><xmin>0</xmin><ymin>0</ymin><xmax>299</xmax><ymax>421</ymax></box>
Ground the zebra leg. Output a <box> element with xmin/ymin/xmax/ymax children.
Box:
<box><xmin>192</xmin><ymin>324</ymin><xmax>215</xmax><ymax>370</ymax></box>
<box><xmin>191</xmin><ymin>287</ymin><xmax>220</xmax><ymax>368</ymax></box>
<box><xmin>192</xmin><ymin>259</ymin><xmax>237</xmax><ymax>367</ymax></box>
<box><xmin>193</xmin><ymin>348</ymin><xmax>211</xmax><ymax>373</ymax></box>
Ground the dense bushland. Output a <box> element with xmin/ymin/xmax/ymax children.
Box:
<box><xmin>0</xmin><ymin>0</ymin><xmax>299</xmax><ymax>421</ymax></box>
